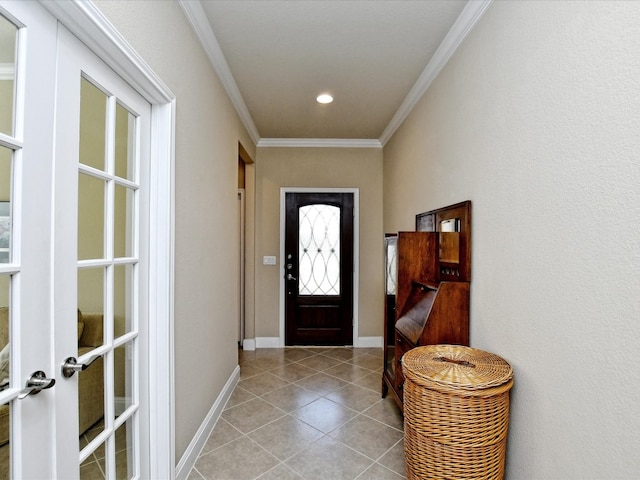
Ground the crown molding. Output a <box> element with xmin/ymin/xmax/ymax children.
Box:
<box><xmin>179</xmin><ymin>0</ymin><xmax>490</xmax><ymax>149</ymax></box>
<box><xmin>379</xmin><ymin>0</ymin><xmax>492</xmax><ymax>146</ymax></box>
<box><xmin>178</xmin><ymin>0</ymin><xmax>260</xmax><ymax>144</ymax></box>
<box><xmin>258</xmin><ymin>138</ymin><xmax>382</xmax><ymax>149</ymax></box>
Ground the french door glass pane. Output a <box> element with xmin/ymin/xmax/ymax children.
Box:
<box><xmin>298</xmin><ymin>204</ymin><xmax>340</xmax><ymax>296</ymax></box>
<box><xmin>113</xmin><ymin>341</ymin><xmax>133</xmax><ymax>419</ymax></box>
<box><xmin>115</xmin><ymin>417</ymin><xmax>135</xmax><ymax>479</ymax></box>
<box><xmin>78</xmin><ymin>172</ymin><xmax>105</xmax><ymax>260</ymax></box>
<box><xmin>114</xmin><ymin>264</ymin><xmax>133</xmax><ymax>338</ymax></box>
<box><xmin>114</xmin><ymin>185</ymin><xmax>134</xmax><ymax>259</ymax></box>
<box><xmin>78</xmin><ymin>267</ymin><xmax>105</xmax><ymax>324</ymax></box>
<box><xmin>0</xmin><ymin>16</ymin><xmax>17</xmax><ymax>136</ymax></box>
<box><xmin>0</xmin><ymin>147</ymin><xmax>12</xmax><ymax>264</ymax></box>
<box><xmin>79</xmin><ymin>78</ymin><xmax>107</xmax><ymax>171</ymax></box>
<box><xmin>114</xmin><ymin>103</ymin><xmax>134</xmax><ymax>182</ymax></box>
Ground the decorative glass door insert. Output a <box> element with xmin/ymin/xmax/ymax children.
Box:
<box><xmin>298</xmin><ymin>204</ymin><xmax>340</xmax><ymax>296</ymax></box>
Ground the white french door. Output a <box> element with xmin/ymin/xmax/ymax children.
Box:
<box><xmin>0</xmin><ymin>2</ymin><xmax>153</xmax><ymax>478</ymax></box>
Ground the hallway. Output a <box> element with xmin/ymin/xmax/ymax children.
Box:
<box><xmin>189</xmin><ymin>347</ymin><xmax>405</xmax><ymax>479</ymax></box>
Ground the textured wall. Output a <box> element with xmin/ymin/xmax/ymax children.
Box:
<box><xmin>94</xmin><ymin>0</ymin><xmax>256</xmax><ymax>463</ymax></box>
<box><xmin>384</xmin><ymin>1</ymin><xmax>640</xmax><ymax>477</ymax></box>
<box><xmin>254</xmin><ymin>147</ymin><xmax>383</xmax><ymax>341</ymax></box>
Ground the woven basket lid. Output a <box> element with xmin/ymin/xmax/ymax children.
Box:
<box><xmin>402</xmin><ymin>344</ymin><xmax>513</xmax><ymax>391</ymax></box>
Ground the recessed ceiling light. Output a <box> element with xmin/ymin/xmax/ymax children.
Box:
<box><xmin>316</xmin><ymin>94</ymin><xmax>333</xmax><ymax>104</ymax></box>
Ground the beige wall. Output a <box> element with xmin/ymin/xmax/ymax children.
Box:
<box><xmin>254</xmin><ymin>147</ymin><xmax>383</xmax><ymax>341</ymax></box>
<box><xmin>94</xmin><ymin>0</ymin><xmax>256</xmax><ymax>462</ymax></box>
<box><xmin>384</xmin><ymin>1</ymin><xmax>640</xmax><ymax>478</ymax></box>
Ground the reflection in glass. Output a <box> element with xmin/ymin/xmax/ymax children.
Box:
<box><xmin>0</xmin><ymin>147</ymin><xmax>11</xmax><ymax>264</ymax></box>
<box><xmin>115</xmin><ymin>103</ymin><xmax>134</xmax><ymax>181</ymax></box>
<box><xmin>298</xmin><ymin>204</ymin><xmax>340</xmax><ymax>296</ymax></box>
<box><xmin>79</xmin><ymin>78</ymin><xmax>107</xmax><ymax>171</ymax></box>
<box><xmin>114</xmin><ymin>264</ymin><xmax>133</xmax><ymax>339</ymax></box>
<box><xmin>78</xmin><ymin>173</ymin><xmax>105</xmax><ymax>260</ymax></box>
<box><xmin>80</xmin><ymin>445</ymin><xmax>105</xmax><ymax>480</ymax></box>
<box><xmin>114</xmin><ymin>342</ymin><xmax>133</xmax><ymax>420</ymax></box>
<box><xmin>114</xmin><ymin>185</ymin><xmax>134</xmax><ymax>258</ymax></box>
<box><xmin>77</xmin><ymin>267</ymin><xmax>104</xmax><ymax>351</ymax></box>
<box><xmin>115</xmin><ymin>417</ymin><xmax>135</xmax><ymax>479</ymax></box>
<box><xmin>0</xmin><ymin>274</ymin><xmax>10</xmax><ymax>390</ymax></box>
<box><xmin>0</xmin><ymin>275</ymin><xmax>9</xmax><ymax>478</ymax></box>
<box><xmin>0</xmin><ymin>15</ymin><xmax>17</xmax><ymax>136</ymax></box>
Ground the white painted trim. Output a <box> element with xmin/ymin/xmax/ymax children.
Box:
<box><xmin>279</xmin><ymin>188</ymin><xmax>360</xmax><ymax>347</ymax></box>
<box><xmin>379</xmin><ymin>0</ymin><xmax>492</xmax><ymax>145</ymax></box>
<box><xmin>256</xmin><ymin>337</ymin><xmax>281</xmax><ymax>348</ymax></box>
<box><xmin>355</xmin><ymin>336</ymin><xmax>383</xmax><ymax>349</ymax></box>
<box><xmin>39</xmin><ymin>2</ymin><xmax>176</xmax><ymax>478</ymax></box>
<box><xmin>258</xmin><ymin>138</ymin><xmax>382</xmax><ymax>149</ymax></box>
<box><xmin>174</xmin><ymin>365</ymin><xmax>240</xmax><ymax>480</ymax></box>
<box><xmin>0</xmin><ymin>63</ymin><xmax>14</xmax><ymax>80</ymax></box>
<box><xmin>177</xmin><ymin>0</ymin><xmax>260</xmax><ymax>144</ymax></box>
<box><xmin>242</xmin><ymin>338</ymin><xmax>256</xmax><ymax>351</ymax></box>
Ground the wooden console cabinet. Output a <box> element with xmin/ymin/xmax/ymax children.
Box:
<box><xmin>382</xmin><ymin>201</ymin><xmax>471</xmax><ymax>411</ymax></box>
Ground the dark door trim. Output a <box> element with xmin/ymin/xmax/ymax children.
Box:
<box><xmin>279</xmin><ymin>187</ymin><xmax>359</xmax><ymax>346</ymax></box>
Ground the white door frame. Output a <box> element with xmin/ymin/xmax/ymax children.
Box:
<box><xmin>39</xmin><ymin>1</ymin><xmax>176</xmax><ymax>478</ymax></box>
<box><xmin>279</xmin><ymin>187</ymin><xmax>359</xmax><ymax>348</ymax></box>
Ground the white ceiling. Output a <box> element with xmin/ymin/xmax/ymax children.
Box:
<box><xmin>180</xmin><ymin>1</ymin><xmax>491</xmax><ymax>146</ymax></box>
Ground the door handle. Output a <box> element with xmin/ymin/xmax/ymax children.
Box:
<box><xmin>18</xmin><ymin>371</ymin><xmax>56</xmax><ymax>399</ymax></box>
<box><xmin>61</xmin><ymin>354</ymin><xmax>101</xmax><ymax>378</ymax></box>
<box><xmin>287</xmin><ymin>273</ymin><xmax>297</xmax><ymax>281</ymax></box>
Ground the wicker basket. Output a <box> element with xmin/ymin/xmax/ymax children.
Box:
<box><xmin>402</xmin><ymin>345</ymin><xmax>513</xmax><ymax>480</ymax></box>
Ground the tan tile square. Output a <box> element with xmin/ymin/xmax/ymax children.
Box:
<box><xmin>238</xmin><ymin>372</ymin><xmax>290</xmax><ymax>396</ymax></box>
<box><xmin>239</xmin><ymin>362</ymin><xmax>264</xmax><ymax>379</ymax></box>
<box><xmin>256</xmin><ymin>463</ymin><xmax>305</xmax><ymax>480</ymax></box>
<box><xmin>283</xmin><ymin>348</ymin><xmax>318</xmax><ymax>362</ymax></box>
<box><xmin>285</xmin><ymin>436</ymin><xmax>372</xmax><ymax>480</ymax></box>
<box><xmin>222</xmin><ymin>397</ymin><xmax>286</xmax><ymax>433</ymax></box>
<box><xmin>353</xmin><ymin>370</ymin><xmax>385</xmax><ymax>392</ymax></box>
<box><xmin>270</xmin><ymin>362</ymin><xmax>317</xmax><ymax>382</ymax></box>
<box><xmin>377</xmin><ymin>439</ymin><xmax>406</xmax><ymax>476</ymax></box>
<box><xmin>200</xmin><ymin>418</ymin><xmax>242</xmax><ymax>455</ymax></box>
<box><xmin>362</xmin><ymin>396</ymin><xmax>404</xmax><ymax>431</ymax></box>
<box><xmin>349</xmin><ymin>353</ymin><xmax>383</xmax><ymax>371</ymax></box>
<box><xmin>295</xmin><ymin>372</ymin><xmax>347</xmax><ymax>395</ymax></box>
<box><xmin>224</xmin><ymin>385</ymin><xmax>256</xmax><ymax>410</ymax></box>
<box><xmin>261</xmin><ymin>383</ymin><xmax>321</xmax><ymax>413</ymax></box>
<box><xmin>293</xmin><ymin>397</ymin><xmax>357</xmax><ymax>433</ymax></box>
<box><xmin>324</xmin><ymin>362</ymin><xmax>371</xmax><ymax>382</ymax></box>
<box><xmin>358</xmin><ymin>463</ymin><xmax>405</xmax><ymax>479</ymax></box>
<box><xmin>329</xmin><ymin>415</ymin><xmax>403</xmax><ymax>459</ymax></box>
<box><xmin>194</xmin><ymin>436</ymin><xmax>279</xmax><ymax>480</ymax></box>
<box><xmin>326</xmin><ymin>383</ymin><xmax>383</xmax><ymax>412</ymax></box>
<box><xmin>297</xmin><ymin>354</ymin><xmax>343</xmax><ymax>371</ymax></box>
<box><xmin>319</xmin><ymin>347</ymin><xmax>357</xmax><ymax>361</ymax></box>
<box><xmin>249</xmin><ymin>415</ymin><xmax>324</xmax><ymax>460</ymax></box>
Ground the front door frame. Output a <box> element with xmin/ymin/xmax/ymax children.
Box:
<box><xmin>279</xmin><ymin>187</ymin><xmax>359</xmax><ymax>347</ymax></box>
<box><xmin>40</xmin><ymin>1</ymin><xmax>176</xmax><ymax>478</ymax></box>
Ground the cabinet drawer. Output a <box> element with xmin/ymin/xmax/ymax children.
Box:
<box><xmin>394</xmin><ymin>330</ymin><xmax>414</xmax><ymax>396</ymax></box>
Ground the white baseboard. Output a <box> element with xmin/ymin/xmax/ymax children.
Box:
<box><xmin>256</xmin><ymin>337</ymin><xmax>282</xmax><ymax>348</ymax></box>
<box><xmin>355</xmin><ymin>336</ymin><xmax>383</xmax><ymax>348</ymax></box>
<box><xmin>174</xmin><ymin>365</ymin><xmax>240</xmax><ymax>480</ymax></box>
<box><xmin>246</xmin><ymin>336</ymin><xmax>383</xmax><ymax>349</ymax></box>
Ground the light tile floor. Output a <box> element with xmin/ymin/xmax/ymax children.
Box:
<box><xmin>189</xmin><ymin>347</ymin><xmax>406</xmax><ymax>480</ymax></box>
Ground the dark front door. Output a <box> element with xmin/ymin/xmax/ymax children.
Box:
<box><xmin>285</xmin><ymin>192</ymin><xmax>354</xmax><ymax>345</ymax></box>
